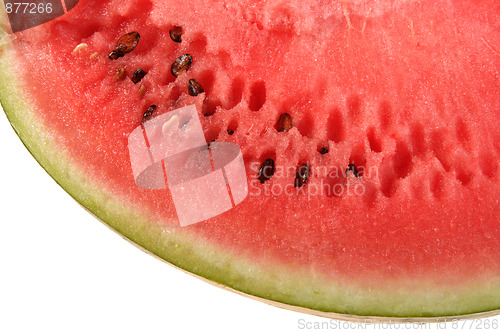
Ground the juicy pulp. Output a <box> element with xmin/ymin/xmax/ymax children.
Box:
<box><xmin>0</xmin><ymin>0</ymin><xmax>499</xmax><ymax>318</ymax></box>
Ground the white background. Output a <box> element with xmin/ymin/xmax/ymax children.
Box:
<box><xmin>1</xmin><ymin>109</ymin><xmax>499</xmax><ymax>333</ymax></box>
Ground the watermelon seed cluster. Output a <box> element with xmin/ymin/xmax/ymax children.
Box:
<box><xmin>107</xmin><ymin>30</ymin><xmax>360</xmax><ymax>191</ymax></box>
<box><xmin>108</xmin><ymin>30</ymin><xmax>205</xmax><ymax>121</ymax></box>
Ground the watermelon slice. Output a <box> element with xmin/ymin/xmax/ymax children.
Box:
<box><xmin>1</xmin><ymin>0</ymin><xmax>499</xmax><ymax>320</ymax></box>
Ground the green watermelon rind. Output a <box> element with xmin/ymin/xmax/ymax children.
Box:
<box><xmin>1</xmin><ymin>27</ymin><xmax>500</xmax><ymax>321</ymax></box>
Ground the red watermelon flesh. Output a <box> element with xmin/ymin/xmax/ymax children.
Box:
<box><xmin>0</xmin><ymin>0</ymin><xmax>499</xmax><ymax>318</ymax></box>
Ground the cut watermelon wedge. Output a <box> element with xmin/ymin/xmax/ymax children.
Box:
<box><xmin>0</xmin><ymin>0</ymin><xmax>499</xmax><ymax>321</ymax></box>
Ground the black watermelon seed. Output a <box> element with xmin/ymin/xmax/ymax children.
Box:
<box><xmin>108</xmin><ymin>50</ymin><xmax>124</xmax><ymax>60</ymax></box>
<box><xmin>171</xmin><ymin>54</ymin><xmax>193</xmax><ymax>77</ymax></box>
<box><xmin>276</xmin><ymin>113</ymin><xmax>293</xmax><ymax>132</ymax></box>
<box><xmin>258</xmin><ymin>159</ymin><xmax>275</xmax><ymax>183</ymax></box>
<box><xmin>188</xmin><ymin>78</ymin><xmax>204</xmax><ymax>96</ymax></box>
<box><xmin>345</xmin><ymin>164</ymin><xmax>360</xmax><ymax>177</ymax></box>
<box><xmin>319</xmin><ymin>147</ymin><xmax>329</xmax><ymax>155</ymax></box>
<box><xmin>294</xmin><ymin>164</ymin><xmax>310</xmax><ymax>188</ymax></box>
<box><xmin>142</xmin><ymin>105</ymin><xmax>157</xmax><ymax>122</ymax></box>
<box><xmin>116</xmin><ymin>31</ymin><xmax>140</xmax><ymax>54</ymax></box>
<box><xmin>131</xmin><ymin>69</ymin><xmax>147</xmax><ymax>84</ymax></box>
<box><xmin>227</xmin><ymin>129</ymin><xmax>234</xmax><ymax>135</ymax></box>
<box><xmin>169</xmin><ymin>26</ymin><xmax>183</xmax><ymax>43</ymax></box>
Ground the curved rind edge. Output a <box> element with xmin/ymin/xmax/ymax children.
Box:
<box><xmin>0</xmin><ymin>13</ymin><xmax>499</xmax><ymax>320</ymax></box>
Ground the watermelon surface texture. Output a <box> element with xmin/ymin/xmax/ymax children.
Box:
<box><xmin>0</xmin><ymin>0</ymin><xmax>499</xmax><ymax>319</ymax></box>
